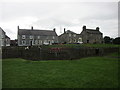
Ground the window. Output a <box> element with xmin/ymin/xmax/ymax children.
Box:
<box><xmin>69</xmin><ymin>33</ymin><xmax>71</xmax><ymax>37</ymax></box>
<box><xmin>1</xmin><ymin>35</ymin><xmax>4</xmax><ymax>38</ymax></box>
<box><xmin>22</xmin><ymin>40</ymin><xmax>26</xmax><ymax>45</ymax></box>
<box><xmin>22</xmin><ymin>35</ymin><xmax>25</xmax><ymax>39</ymax></box>
<box><xmin>46</xmin><ymin>37</ymin><xmax>48</xmax><ymax>39</ymax></box>
<box><xmin>78</xmin><ymin>38</ymin><xmax>82</xmax><ymax>42</ymax></box>
<box><xmin>44</xmin><ymin>40</ymin><xmax>47</xmax><ymax>43</ymax></box>
<box><xmin>52</xmin><ymin>40</ymin><xmax>54</xmax><ymax>43</ymax></box>
<box><xmin>30</xmin><ymin>35</ymin><xmax>33</xmax><ymax>39</ymax></box>
<box><xmin>53</xmin><ymin>36</ymin><xmax>55</xmax><ymax>39</ymax></box>
<box><xmin>39</xmin><ymin>40</ymin><xmax>42</xmax><ymax>45</ymax></box>
<box><xmin>35</xmin><ymin>40</ymin><xmax>38</xmax><ymax>45</ymax></box>
<box><xmin>74</xmin><ymin>39</ymin><xmax>76</xmax><ymax>42</ymax></box>
<box><xmin>38</xmin><ymin>36</ymin><xmax>40</xmax><ymax>39</ymax></box>
<box><xmin>73</xmin><ymin>34</ymin><xmax>76</xmax><ymax>37</ymax></box>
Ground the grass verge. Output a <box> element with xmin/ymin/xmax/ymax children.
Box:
<box><xmin>2</xmin><ymin>55</ymin><xmax>119</xmax><ymax>88</ymax></box>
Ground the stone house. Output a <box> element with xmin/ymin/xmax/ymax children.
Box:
<box><xmin>17</xmin><ymin>26</ymin><xmax>58</xmax><ymax>46</ymax></box>
<box><xmin>5</xmin><ymin>35</ymin><xmax>10</xmax><ymax>46</ymax></box>
<box><xmin>59</xmin><ymin>26</ymin><xmax>103</xmax><ymax>44</ymax></box>
<box><xmin>80</xmin><ymin>26</ymin><xmax>103</xmax><ymax>44</ymax></box>
<box><xmin>58</xmin><ymin>28</ymin><xmax>83</xmax><ymax>44</ymax></box>
<box><xmin>0</xmin><ymin>27</ymin><xmax>10</xmax><ymax>46</ymax></box>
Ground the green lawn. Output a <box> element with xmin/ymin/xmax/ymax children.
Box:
<box><xmin>2</xmin><ymin>54</ymin><xmax>119</xmax><ymax>88</ymax></box>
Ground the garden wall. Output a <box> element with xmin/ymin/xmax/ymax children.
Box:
<box><xmin>2</xmin><ymin>46</ymin><xmax>119</xmax><ymax>60</ymax></box>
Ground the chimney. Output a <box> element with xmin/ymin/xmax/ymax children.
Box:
<box><xmin>31</xmin><ymin>26</ymin><xmax>33</xmax><ymax>30</ymax></box>
<box><xmin>96</xmin><ymin>27</ymin><xmax>99</xmax><ymax>31</ymax></box>
<box><xmin>18</xmin><ymin>26</ymin><xmax>19</xmax><ymax>30</ymax></box>
<box><xmin>64</xmin><ymin>28</ymin><xmax>66</xmax><ymax>33</ymax></box>
<box><xmin>83</xmin><ymin>25</ymin><xmax>86</xmax><ymax>31</ymax></box>
<box><xmin>53</xmin><ymin>28</ymin><xmax>56</xmax><ymax>32</ymax></box>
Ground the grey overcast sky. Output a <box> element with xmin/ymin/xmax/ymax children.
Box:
<box><xmin>0</xmin><ymin>0</ymin><xmax>119</xmax><ymax>40</ymax></box>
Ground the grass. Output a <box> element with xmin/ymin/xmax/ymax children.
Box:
<box><xmin>2</xmin><ymin>54</ymin><xmax>119</xmax><ymax>88</ymax></box>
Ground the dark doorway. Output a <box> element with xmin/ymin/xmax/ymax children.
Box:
<box><xmin>87</xmin><ymin>40</ymin><xmax>89</xmax><ymax>43</ymax></box>
<box><xmin>49</xmin><ymin>41</ymin><xmax>51</xmax><ymax>45</ymax></box>
<box><xmin>30</xmin><ymin>41</ymin><xmax>32</xmax><ymax>46</ymax></box>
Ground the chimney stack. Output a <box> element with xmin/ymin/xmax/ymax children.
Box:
<box><xmin>31</xmin><ymin>26</ymin><xmax>33</xmax><ymax>30</ymax></box>
<box><xmin>64</xmin><ymin>28</ymin><xmax>66</xmax><ymax>33</ymax></box>
<box><xmin>18</xmin><ymin>26</ymin><xmax>19</xmax><ymax>30</ymax></box>
<box><xmin>53</xmin><ymin>28</ymin><xmax>56</xmax><ymax>32</ymax></box>
<box><xmin>96</xmin><ymin>27</ymin><xmax>99</xmax><ymax>31</ymax></box>
<box><xmin>83</xmin><ymin>25</ymin><xmax>86</xmax><ymax>31</ymax></box>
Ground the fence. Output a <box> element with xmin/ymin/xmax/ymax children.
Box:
<box><xmin>2</xmin><ymin>46</ymin><xmax>119</xmax><ymax>60</ymax></box>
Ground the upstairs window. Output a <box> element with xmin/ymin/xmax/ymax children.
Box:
<box><xmin>22</xmin><ymin>35</ymin><xmax>26</xmax><ymax>39</ymax></box>
<box><xmin>30</xmin><ymin>35</ymin><xmax>33</xmax><ymax>39</ymax></box>
<box><xmin>1</xmin><ymin>35</ymin><xmax>4</xmax><ymax>38</ymax></box>
<box><xmin>53</xmin><ymin>36</ymin><xmax>55</xmax><ymax>39</ymax></box>
<box><xmin>38</xmin><ymin>36</ymin><xmax>40</xmax><ymax>39</ymax></box>
<box><xmin>69</xmin><ymin>33</ymin><xmax>71</xmax><ymax>37</ymax></box>
<box><xmin>73</xmin><ymin>34</ymin><xmax>76</xmax><ymax>37</ymax></box>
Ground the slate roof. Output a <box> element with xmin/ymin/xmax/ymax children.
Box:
<box><xmin>59</xmin><ymin>30</ymin><xmax>77</xmax><ymax>37</ymax></box>
<box><xmin>18</xmin><ymin>29</ymin><xmax>58</xmax><ymax>36</ymax></box>
<box><xmin>66</xmin><ymin>30</ymin><xmax>76</xmax><ymax>34</ymax></box>
<box><xmin>0</xmin><ymin>27</ymin><xmax>5</xmax><ymax>34</ymax></box>
<box><xmin>86</xmin><ymin>29</ymin><xmax>102</xmax><ymax>34</ymax></box>
<box><xmin>5</xmin><ymin>35</ymin><xmax>10</xmax><ymax>39</ymax></box>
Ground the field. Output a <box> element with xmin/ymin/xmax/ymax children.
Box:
<box><xmin>2</xmin><ymin>52</ymin><xmax>119</xmax><ymax>88</ymax></box>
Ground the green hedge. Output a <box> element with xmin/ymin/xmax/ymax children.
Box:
<box><xmin>2</xmin><ymin>46</ymin><xmax>119</xmax><ymax>60</ymax></box>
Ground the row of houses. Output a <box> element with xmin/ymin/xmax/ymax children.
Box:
<box><xmin>18</xmin><ymin>25</ymin><xmax>103</xmax><ymax>46</ymax></box>
<box><xmin>0</xmin><ymin>25</ymin><xmax>103</xmax><ymax>46</ymax></box>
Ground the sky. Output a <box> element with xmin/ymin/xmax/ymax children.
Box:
<box><xmin>0</xmin><ymin>0</ymin><xmax>119</xmax><ymax>40</ymax></box>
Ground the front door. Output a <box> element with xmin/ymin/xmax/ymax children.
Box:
<box><xmin>30</xmin><ymin>41</ymin><xmax>32</xmax><ymax>46</ymax></box>
<box><xmin>87</xmin><ymin>40</ymin><xmax>89</xmax><ymax>43</ymax></box>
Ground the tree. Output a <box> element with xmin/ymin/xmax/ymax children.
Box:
<box><xmin>113</xmin><ymin>37</ymin><xmax>120</xmax><ymax>44</ymax></box>
<box><xmin>104</xmin><ymin>36</ymin><xmax>111</xmax><ymax>44</ymax></box>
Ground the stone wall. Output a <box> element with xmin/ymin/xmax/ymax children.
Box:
<box><xmin>2</xmin><ymin>46</ymin><xmax>118</xmax><ymax>61</ymax></box>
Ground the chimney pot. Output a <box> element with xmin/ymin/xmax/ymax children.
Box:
<box><xmin>96</xmin><ymin>27</ymin><xmax>99</xmax><ymax>31</ymax></box>
<box><xmin>64</xmin><ymin>28</ymin><xmax>66</xmax><ymax>33</ymax></box>
<box><xmin>31</xmin><ymin>26</ymin><xmax>33</xmax><ymax>30</ymax></box>
<box><xmin>18</xmin><ymin>26</ymin><xmax>19</xmax><ymax>30</ymax></box>
<box><xmin>53</xmin><ymin>28</ymin><xmax>56</xmax><ymax>32</ymax></box>
<box><xmin>83</xmin><ymin>25</ymin><xmax>86</xmax><ymax>30</ymax></box>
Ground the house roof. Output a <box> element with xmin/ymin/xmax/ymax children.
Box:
<box><xmin>59</xmin><ymin>30</ymin><xmax>77</xmax><ymax>37</ymax></box>
<box><xmin>18</xmin><ymin>29</ymin><xmax>58</xmax><ymax>36</ymax></box>
<box><xmin>5</xmin><ymin>35</ymin><xmax>10</xmax><ymax>39</ymax></box>
<box><xmin>86</xmin><ymin>29</ymin><xmax>102</xmax><ymax>34</ymax></box>
<box><xmin>0</xmin><ymin>27</ymin><xmax>5</xmax><ymax>34</ymax></box>
<box><xmin>65</xmin><ymin>30</ymin><xmax>76</xmax><ymax>34</ymax></box>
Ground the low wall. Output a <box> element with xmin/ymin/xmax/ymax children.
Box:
<box><xmin>2</xmin><ymin>46</ymin><xmax>119</xmax><ymax>60</ymax></box>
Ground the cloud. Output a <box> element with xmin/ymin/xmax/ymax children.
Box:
<box><xmin>0</xmin><ymin>1</ymin><xmax>118</xmax><ymax>39</ymax></box>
